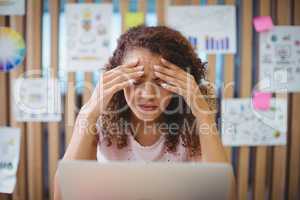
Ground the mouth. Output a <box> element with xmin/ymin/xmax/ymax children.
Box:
<box><xmin>138</xmin><ymin>104</ymin><xmax>159</xmax><ymax>111</ymax></box>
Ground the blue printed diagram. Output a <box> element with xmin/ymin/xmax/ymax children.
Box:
<box><xmin>205</xmin><ymin>36</ymin><xmax>230</xmax><ymax>51</ymax></box>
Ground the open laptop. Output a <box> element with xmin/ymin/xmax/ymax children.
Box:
<box><xmin>57</xmin><ymin>160</ymin><xmax>233</xmax><ymax>200</ymax></box>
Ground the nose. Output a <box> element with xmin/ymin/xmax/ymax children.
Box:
<box><xmin>140</xmin><ymin>81</ymin><xmax>158</xmax><ymax>99</ymax></box>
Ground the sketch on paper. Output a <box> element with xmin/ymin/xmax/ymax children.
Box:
<box><xmin>221</xmin><ymin>98</ymin><xmax>287</xmax><ymax>146</ymax></box>
<box><xmin>65</xmin><ymin>3</ymin><xmax>113</xmax><ymax>71</ymax></box>
<box><xmin>259</xmin><ymin>26</ymin><xmax>300</xmax><ymax>92</ymax></box>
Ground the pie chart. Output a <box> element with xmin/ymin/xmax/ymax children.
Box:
<box><xmin>0</xmin><ymin>27</ymin><xmax>25</xmax><ymax>72</ymax></box>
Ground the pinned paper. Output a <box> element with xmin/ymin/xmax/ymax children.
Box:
<box><xmin>0</xmin><ymin>127</ymin><xmax>21</xmax><ymax>193</ymax></box>
<box><xmin>125</xmin><ymin>12</ymin><xmax>145</xmax><ymax>30</ymax></box>
<box><xmin>222</xmin><ymin>98</ymin><xmax>287</xmax><ymax>146</ymax></box>
<box><xmin>253</xmin><ymin>16</ymin><xmax>273</xmax><ymax>32</ymax></box>
<box><xmin>166</xmin><ymin>5</ymin><xmax>237</xmax><ymax>54</ymax></box>
<box><xmin>0</xmin><ymin>27</ymin><xmax>26</xmax><ymax>72</ymax></box>
<box><xmin>12</xmin><ymin>78</ymin><xmax>62</xmax><ymax>122</ymax></box>
<box><xmin>259</xmin><ymin>26</ymin><xmax>300</xmax><ymax>92</ymax></box>
<box><xmin>65</xmin><ymin>4</ymin><xmax>113</xmax><ymax>71</ymax></box>
<box><xmin>252</xmin><ymin>91</ymin><xmax>272</xmax><ymax>110</ymax></box>
<box><xmin>0</xmin><ymin>0</ymin><xmax>25</xmax><ymax>15</ymax></box>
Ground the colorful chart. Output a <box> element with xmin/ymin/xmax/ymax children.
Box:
<box><xmin>166</xmin><ymin>5</ymin><xmax>236</xmax><ymax>54</ymax></box>
<box><xmin>0</xmin><ymin>27</ymin><xmax>25</xmax><ymax>72</ymax></box>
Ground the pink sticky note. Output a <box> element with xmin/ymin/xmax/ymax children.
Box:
<box><xmin>252</xmin><ymin>91</ymin><xmax>272</xmax><ymax>110</ymax></box>
<box><xmin>253</xmin><ymin>16</ymin><xmax>274</xmax><ymax>32</ymax></box>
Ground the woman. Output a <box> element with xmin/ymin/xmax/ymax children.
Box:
<box><xmin>54</xmin><ymin>25</ymin><xmax>234</xmax><ymax>199</ymax></box>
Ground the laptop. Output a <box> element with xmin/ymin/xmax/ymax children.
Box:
<box><xmin>57</xmin><ymin>160</ymin><xmax>233</xmax><ymax>200</ymax></box>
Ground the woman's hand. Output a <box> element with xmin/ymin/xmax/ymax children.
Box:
<box><xmin>153</xmin><ymin>58</ymin><xmax>213</xmax><ymax>120</ymax></box>
<box><xmin>154</xmin><ymin>58</ymin><xmax>228</xmax><ymax>164</ymax></box>
<box><xmin>80</xmin><ymin>59</ymin><xmax>144</xmax><ymax>119</ymax></box>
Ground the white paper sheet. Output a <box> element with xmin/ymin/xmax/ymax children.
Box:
<box><xmin>12</xmin><ymin>78</ymin><xmax>62</xmax><ymax>122</ymax></box>
<box><xmin>0</xmin><ymin>0</ymin><xmax>25</xmax><ymax>15</ymax></box>
<box><xmin>259</xmin><ymin>26</ymin><xmax>300</xmax><ymax>92</ymax></box>
<box><xmin>0</xmin><ymin>127</ymin><xmax>20</xmax><ymax>193</ymax></box>
<box><xmin>65</xmin><ymin>3</ymin><xmax>113</xmax><ymax>72</ymax></box>
<box><xmin>221</xmin><ymin>98</ymin><xmax>287</xmax><ymax>146</ymax></box>
<box><xmin>166</xmin><ymin>5</ymin><xmax>236</xmax><ymax>54</ymax></box>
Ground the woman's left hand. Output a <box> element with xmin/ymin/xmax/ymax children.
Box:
<box><xmin>153</xmin><ymin>58</ymin><xmax>213</xmax><ymax>120</ymax></box>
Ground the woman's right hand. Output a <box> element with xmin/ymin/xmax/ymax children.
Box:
<box><xmin>80</xmin><ymin>59</ymin><xmax>144</xmax><ymax>119</ymax></box>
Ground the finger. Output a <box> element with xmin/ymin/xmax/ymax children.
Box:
<box><xmin>160</xmin><ymin>58</ymin><xmax>194</xmax><ymax>79</ymax></box>
<box><xmin>154</xmin><ymin>71</ymin><xmax>186</xmax><ymax>89</ymax></box>
<box><xmin>104</xmin><ymin>71</ymin><xmax>144</xmax><ymax>90</ymax></box>
<box><xmin>160</xmin><ymin>58</ymin><xmax>181</xmax><ymax>70</ymax></box>
<box><xmin>153</xmin><ymin>64</ymin><xmax>186</xmax><ymax>82</ymax></box>
<box><xmin>160</xmin><ymin>82</ymin><xmax>185</xmax><ymax>95</ymax></box>
<box><xmin>108</xmin><ymin>78</ymin><xmax>137</xmax><ymax>94</ymax></box>
<box><xmin>104</xmin><ymin>59</ymin><xmax>139</xmax><ymax>77</ymax></box>
<box><xmin>120</xmin><ymin>59</ymin><xmax>140</xmax><ymax>68</ymax></box>
<box><xmin>104</xmin><ymin>65</ymin><xmax>144</xmax><ymax>82</ymax></box>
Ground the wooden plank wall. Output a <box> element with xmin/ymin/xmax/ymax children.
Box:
<box><xmin>0</xmin><ymin>0</ymin><xmax>299</xmax><ymax>200</ymax></box>
<box><xmin>288</xmin><ymin>1</ymin><xmax>300</xmax><ymax>199</ymax></box>
<box><xmin>253</xmin><ymin>1</ymin><xmax>270</xmax><ymax>199</ymax></box>
<box><xmin>25</xmin><ymin>1</ymin><xmax>43</xmax><ymax>200</ymax></box>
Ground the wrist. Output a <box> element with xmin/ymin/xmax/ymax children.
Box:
<box><xmin>79</xmin><ymin>100</ymin><xmax>101</xmax><ymax>121</ymax></box>
<box><xmin>196</xmin><ymin>114</ymin><xmax>218</xmax><ymax>136</ymax></box>
<box><xmin>75</xmin><ymin>114</ymin><xmax>99</xmax><ymax>138</ymax></box>
<box><xmin>190</xmin><ymin>89</ymin><xmax>213</xmax><ymax>117</ymax></box>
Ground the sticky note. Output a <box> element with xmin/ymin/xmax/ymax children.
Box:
<box><xmin>253</xmin><ymin>16</ymin><xmax>274</xmax><ymax>32</ymax></box>
<box><xmin>252</xmin><ymin>91</ymin><xmax>272</xmax><ymax>110</ymax></box>
<box><xmin>125</xmin><ymin>12</ymin><xmax>144</xmax><ymax>30</ymax></box>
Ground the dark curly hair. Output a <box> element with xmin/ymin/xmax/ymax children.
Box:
<box><xmin>98</xmin><ymin>25</ymin><xmax>216</xmax><ymax>157</ymax></box>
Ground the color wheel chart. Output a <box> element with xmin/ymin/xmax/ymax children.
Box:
<box><xmin>0</xmin><ymin>27</ymin><xmax>25</xmax><ymax>72</ymax></box>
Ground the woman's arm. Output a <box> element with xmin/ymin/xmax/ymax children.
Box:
<box><xmin>53</xmin><ymin>60</ymin><xmax>143</xmax><ymax>200</ymax></box>
<box><xmin>196</xmin><ymin>116</ymin><xmax>227</xmax><ymax>162</ymax></box>
<box><xmin>195</xmin><ymin>116</ymin><xmax>236</xmax><ymax>200</ymax></box>
<box><xmin>53</xmin><ymin>112</ymin><xmax>99</xmax><ymax>200</ymax></box>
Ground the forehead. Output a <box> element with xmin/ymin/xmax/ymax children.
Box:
<box><xmin>122</xmin><ymin>48</ymin><xmax>162</xmax><ymax>67</ymax></box>
<box><xmin>122</xmin><ymin>48</ymin><xmax>163</xmax><ymax>81</ymax></box>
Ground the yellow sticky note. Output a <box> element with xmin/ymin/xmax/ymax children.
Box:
<box><xmin>125</xmin><ymin>12</ymin><xmax>145</xmax><ymax>30</ymax></box>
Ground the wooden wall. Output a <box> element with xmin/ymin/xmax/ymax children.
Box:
<box><xmin>0</xmin><ymin>0</ymin><xmax>299</xmax><ymax>200</ymax></box>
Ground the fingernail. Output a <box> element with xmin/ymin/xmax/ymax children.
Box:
<box><xmin>153</xmin><ymin>65</ymin><xmax>159</xmax><ymax>70</ymax></box>
<box><xmin>129</xmin><ymin>79</ymin><xmax>135</xmax><ymax>85</ymax></box>
<box><xmin>161</xmin><ymin>83</ymin><xmax>167</xmax><ymax>88</ymax></box>
<box><xmin>137</xmin><ymin>71</ymin><xmax>144</xmax><ymax>75</ymax></box>
<box><xmin>138</xmin><ymin>65</ymin><xmax>144</xmax><ymax>69</ymax></box>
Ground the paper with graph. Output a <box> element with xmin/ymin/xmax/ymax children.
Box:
<box><xmin>65</xmin><ymin>3</ymin><xmax>113</xmax><ymax>71</ymax></box>
<box><xmin>259</xmin><ymin>26</ymin><xmax>300</xmax><ymax>92</ymax></box>
<box><xmin>166</xmin><ymin>5</ymin><xmax>236</xmax><ymax>54</ymax></box>
<box><xmin>221</xmin><ymin>98</ymin><xmax>287</xmax><ymax>146</ymax></box>
<box><xmin>12</xmin><ymin>78</ymin><xmax>62</xmax><ymax>122</ymax></box>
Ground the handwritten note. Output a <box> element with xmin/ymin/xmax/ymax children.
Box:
<box><xmin>253</xmin><ymin>16</ymin><xmax>273</xmax><ymax>32</ymax></box>
<box><xmin>252</xmin><ymin>91</ymin><xmax>272</xmax><ymax>110</ymax></box>
<box><xmin>125</xmin><ymin>12</ymin><xmax>145</xmax><ymax>30</ymax></box>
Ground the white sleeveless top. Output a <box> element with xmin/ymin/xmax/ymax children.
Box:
<box><xmin>96</xmin><ymin>129</ymin><xmax>200</xmax><ymax>163</ymax></box>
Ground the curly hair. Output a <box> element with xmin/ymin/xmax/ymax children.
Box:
<box><xmin>98</xmin><ymin>25</ymin><xmax>216</xmax><ymax>157</ymax></box>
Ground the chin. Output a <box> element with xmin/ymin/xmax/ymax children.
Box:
<box><xmin>132</xmin><ymin>109</ymin><xmax>162</xmax><ymax>122</ymax></box>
